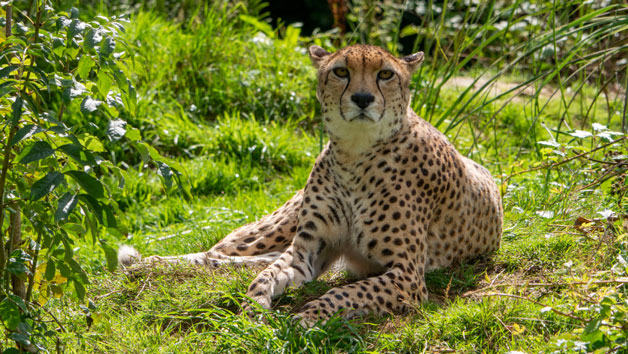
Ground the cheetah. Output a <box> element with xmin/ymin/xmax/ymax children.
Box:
<box><xmin>119</xmin><ymin>44</ymin><xmax>503</xmax><ymax>324</ymax></box>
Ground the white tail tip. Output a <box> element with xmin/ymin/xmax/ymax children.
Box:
<box><xmin>118</xmin><ymin>245</ymin><xmax>142</xmax><ymax>267</ymax></box>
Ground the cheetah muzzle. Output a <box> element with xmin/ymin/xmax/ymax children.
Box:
<box><xmin>118</xmin><ymin>44</ymin><xmax>503</xmax><ymax>326</ymax></box>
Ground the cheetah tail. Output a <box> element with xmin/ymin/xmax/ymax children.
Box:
<box><xmin>117</xmin><ymin>245</ymin><xmax>142</xmax><ymax>267</ymax></box>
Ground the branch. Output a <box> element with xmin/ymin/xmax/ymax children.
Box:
<box><xmin>5</xmin><ymin>5</ymin><xmax>11</xmax><ymax>38</ymax></box>
<box><xmin>0</xmin><ymin>0</ymin><xmax>43</xmax><ymax>289</ymax></box>
<box><xmin>476</xmin><ymin>292</ymin><xmax>585</xmax><ymax>322</ymax></box>
<box><xmin>0</xmin><ymin>3</ymin><xmax>14</xmax><ymax>290</ymax></box>
<box><xmin>462</xmin><ymin>278</ymin><xmax>628</xmax><ymax>297</ymax></box>
<box><xmin>28</xmin><ymin>301</ymin><xmax>67</xmax><ymax>333</ymax></box>
<box><xmin>503</xmin><ymin>136</ymin><xmax>627</xmax><ymax>183</ymax></box>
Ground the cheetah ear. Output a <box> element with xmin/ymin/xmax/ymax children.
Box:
<box><xmin>308</xmin><ymin>45</ymin><xmax>331</xmax><ymax>69</ymax></box>
<box><xmin>400</xmin><ymin>51</ymin><xmax>424</xmax><ymax>73</ymax></box>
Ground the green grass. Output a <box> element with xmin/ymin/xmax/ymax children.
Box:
<box><xmin>21</xmin><ymin>1</ymin><xmax>628</xmax><ymax>353</ymax></box>
<box><xmin>52</xmin><ymin>82</ymin><xmax>625</xmax><ymax>352</ymax></box>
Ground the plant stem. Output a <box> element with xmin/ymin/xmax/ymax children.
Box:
<box><xmin>477</xmin><ymin>292</ymin><xmax>586</xmax><ymax>322</ymax></box>
<box><xmin>503</xmin><ymin>135</ymin><xmax>627</xmax><ymax>183</ymax></box>
<box><xmin>25</xmin><ymin>230</ymin><xmax>42</xmax><ymax>303</ymax></box>
<box><xmin>0</xmin><ymin>1</ymin><xmax>42</xmax><ymax>293</ymax></box>
<box><xmin>5</xmin><ymin>5</ymin><xmax>11</xmax><ymax>38</ymax></box>
<box><xmin>622</xmin><ymin>64</ymin><xmax>627</xmax><ymax>133</ymax></box>
<box><xmin>9</xmin><ymin>205</ymin><xmax>25</xmax><ymax>299</ymax></box>
<box><xmin>0</xmin><ymin>4</ymin><xmax>13</xmax><ymax>292</ymax></box>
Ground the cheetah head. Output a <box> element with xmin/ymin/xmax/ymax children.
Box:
<box><xmin>308</xmin><ymin>45</ymin><xmax>423</xmax><ymax>128</ymax></box>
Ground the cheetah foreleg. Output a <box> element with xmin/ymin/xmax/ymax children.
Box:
<box><xmin>245</xmin><ymin>244</ymin><xmax>323</xmax><ymax>309</ymax></box>
<box><xmin>296</xmin><ymin>263</ymin><xmax>426</xmax><ymax>325</ymax></box>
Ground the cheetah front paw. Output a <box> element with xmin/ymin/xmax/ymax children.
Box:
<box><xmin>241</xmin><ymin>293</ymin><xmax>272</xmax><ymax>318</ymax></box>
<box><xmin>294</xmin><ymin>310</ymin><xmax>326</xmax><ymax>328</ymax></box>
<box><xmin>253</xmin><ymin>295</ymin><xmax>271</xmax><ymax>309</ymax></box>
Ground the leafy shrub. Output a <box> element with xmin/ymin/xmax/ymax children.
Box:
<box><xmin>0</xmin><ymin>2</ymin><xmax>180</xmax><ymax>350</ymax></box>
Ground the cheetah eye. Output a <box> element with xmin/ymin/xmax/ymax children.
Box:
<box><xmin>378</xmin><ymin>70</ymin><xmax>394</xmax><ymax>80</ymax></box>
<box><xmin>333</xmin><ymin>67</ymin><xmax>349</xmax><ymax>78</ymax></box>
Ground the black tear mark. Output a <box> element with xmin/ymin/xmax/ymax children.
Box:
<box><xmin>376</xmin><ymin>78</ymin><xmax>386</xmax><ymax>121</ymax></box>
<box><xmin>339</xmin><ymin>55</ymin><xmax>351</xmax><ymax>121</ymax></box>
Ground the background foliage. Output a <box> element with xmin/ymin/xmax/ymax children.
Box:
<box><xmin>0</xmin><ymin>0</ymin><xmax>627</xmax><ymax>352</ymax></box>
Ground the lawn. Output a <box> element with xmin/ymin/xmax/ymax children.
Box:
<box><xmin>1</xmin><ymin>1</ymin><xmax>627</xmax><ymax>353</ymax></box>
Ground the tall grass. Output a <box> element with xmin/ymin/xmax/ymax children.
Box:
<box><xmin>123</xmin><ymin>4</ymin><xmax>318</xmax><ymax>125</ymax></box>
<box><xmin>345</xmin><ymin>1</ymin><xmax>626</xmax><ymax>158</ymax></box>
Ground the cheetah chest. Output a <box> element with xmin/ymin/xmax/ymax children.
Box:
<box><xmin>321</xmin><ymin>152</ymin><xmax>425</xmax><ymax>274</ymax></box>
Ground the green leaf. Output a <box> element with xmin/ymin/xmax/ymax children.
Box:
<box><xmin>0</xmin><ymin>298</ymin><xmax>20</xmax><ymax>330</ymax></box>
<box><xmin>80</xmin><ymin>96</ymin><xmax>102</xmax><ymax>114</ymax></box>
<box><xmin>0</xmin><ymin>65</ymin><xmax>18</xmax><ymax>79</ymax></box>
<box><xmin>11</xmin><ymin>96</ymin><xmax>23</xmax><ymax>126</ymax></box>
<box><xmin>138</xmin><ymin>142</ymin><xmax>162</xmax><ymax>160</ymax></box>
<box><xmin>55</xmin><ymin>193</ymin><xmax>78</xmax><ymax>221</ymax></box>
<box><xmin>103</xmin><ymin>203</ymin><xmax>117</xmax><ymax>228</ymax></box>
<box><xmin>0</xmin><ymin>80</ymin><xmax>17</xmax><ymax>99</ymax></box>
<box><xmin>133</xmin><ymin>142</ymin><xmax>149</xmax><ymax>162</ymax></box>
<box><xmin>56</xmin><ymin>261</ymin><xmax>72</xmax><ymax>278</ymax></box>
<box><xmin>106</xmin><ymin>119</ymin><xmax>126</xmax><ymax>141</ymax></box>
<box><xmin>63</xmin><ymin>84</ymin><xmax>86</xmax><ymax>103</ymax></box>
<box><xmin>80</xmin><ymin>134</ymin><xmax>105</xmax><ymax>152</ymax></box>
<box><xmin>126</xmin><ymin>127</ymin><xmax>141</xmax><ymax>141</ymax></box>
<box><xmin>23</xmin><ymin>65</ymin><xmax>50</xmax><ymax>87</ymax></box>
<box><xmin>97</xmin><ymin>71</ymin><xmax>112</xmax><ymax>97</ymax></box>
<box><xmin>6</xmin><ymin>252</ymin><xmax>30</xmax><ymax>276</ymax></box>
<box><xmin>58</xmin><ymin>144</ymin><xmax>96</xmax><ymax>166</ymax></box>
<box><xmin>78</xmin><ymin>194</ymin><xmax>103</xmax><ymax>224</ymax></box>
<box><xmin>399</xmin><ymin>25</ymin><xmax>419</xmax><ymax>38</ymax></box>
<box><xmin>100</xmin><ymin>240</ymin><xmax>118</xmax><ymax>272</ymax></box>
<box><xmin>584</xmin><ymin>317</ymin><xmax>602</xmax><ymax>334</ymax></box>
<box><xmin>44</xmin><ymin>260</ymin><xmax>56</xmax><ymax>281</ymax></box>
<box><xmin>9</xmin><ymin>124</ymin><xmax>44</xmax><ymax>147</ymax></box>
<box><xmin>67</xmin><ymin>258</ymin><xmax>89</xmax><ymax>284</ymax></box>
<box><xmin>157</xmin><ymin>161</ymin><xmax>173</xmax><ymax>189</ymax></box>
<box><xmin>78</xmin><ymin>196</ymin><xmax>116</xmax><ymax>228</ymax></box>
<box><xmin>6</xmin><ymin>294</ymin><xmax>27</xmax><ymax>313</ymax></box>
<box><xmin>66</xmin><ymin>171</ymin><xmax>104</xmax><ymax>198</ymax></box>
<box><xmin>239</xmin><ymin>14</ymin><xmax>274</xmax><ymax>37</ymax></box>
<box><xmin>84</xmin><ymin>28</ymin><xmax>103</xmax><ymax>52</ymax></box>
<box><xmin>17</xmin><ymin>141</ymin><xmax>54</xmax><ymax>164</ymax></box>
<box><xmin>8</xmin><ymin>332</ymin><xmax>30</xmax><ymax>347</ymax></box>
<box><xmin>77</xmin><ymin>55</ymin><xmax>95</xmax><ymax>80</ymax></box>
<box><xmin>67</xmin><ymin>19</ymin><xmax>86</xmax><ymax>41</ymax></box>
<box><xmin>73</xmin><ymin>280</ymin><xmax>86</xmax><ymax>300</ymax></box>
<box><xmin>3</xmin><ymin>347</ymin><xmax>21</xmax><ymax>354</ymax></box>
<box><xmin>62</xmin><ymin>223</ymin><xmax>86</xmax><ymax>236</ymax></box>
<box><xmin>100</xmin><ymin>36</ymin><xmax>116</xmax><ymax>58</ymax></box>
<box><xmin>30</xmin><ymin>172</ymin><xmax>65</xmax><ymax>201</ymax></box>
<box><xmin>581</xmin><ymin>328</ymin><xmax>604</xmax><ymax>346</ymax></box>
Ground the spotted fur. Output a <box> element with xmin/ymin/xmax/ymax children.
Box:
<box><xmin>120</xmin><ymin>45</ymin><xmax>503</xmax><ymax>325</ymax></box>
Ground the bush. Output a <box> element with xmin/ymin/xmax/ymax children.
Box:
<box><xmin>0</xmin><ymin>2</ymin><xmax>179</xmax><ymax>350</ymax></box>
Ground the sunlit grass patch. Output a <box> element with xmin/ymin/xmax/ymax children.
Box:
<box><xmin>20</xmin><ymin>0</ymin><xmax>625</xmax><ymax>352</ymax></box>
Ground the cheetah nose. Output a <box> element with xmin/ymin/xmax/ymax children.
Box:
<box><xmin>351</xmin><ymin>92</ymin><xmax>375</xmax><ymax>109</ymax></box>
